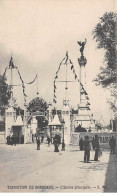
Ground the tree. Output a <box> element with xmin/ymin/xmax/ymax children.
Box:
<box><xmin>92</xmin><ymin>12</ymin><xmax>117</xmax><ymax>112</ymax></box>
<box><xmin>0</xmin><ymin>75</ymin><xmax>11</xmax><ymax>115</ymax></box>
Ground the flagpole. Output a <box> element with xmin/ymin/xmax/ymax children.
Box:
<box><xmin>10</xmin><ymin>63</ymin><xmax>13</xmax><ymax>100</ymax></box>
<box><xmin>37</xmin><ymin>74</ymin><xmax>39</xmax><ymax>96</ymax></box>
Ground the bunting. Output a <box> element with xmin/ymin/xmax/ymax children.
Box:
<box><xmin>16</xmin><ymin>67</ymin><xmax>27</xmax><ymax>103</ymax></box>
<box><xmin>8</xmin><ymin>75</ymin><xmax>38</xmax><ymax>86</ymax></box>
<box><xmin>53</xmin><ymin>52</ymin><xmax>90</xmax><ymax>104</ymax></box>
<box><xmin>53</xmin><ymin>56</ymin><xmax>66</xmax><ymax>104</ymax></box>
<box><xmin>3</xmin><ymin>67</ymin><xmax>8</xmax><ymax>79</ymax></box>
<box><xmin>2</xmin><ymin>58</ymin><xmax>39</xmax><ymax>105</ymax></box>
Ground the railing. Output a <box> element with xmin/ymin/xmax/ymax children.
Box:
<box><xmin>70</xmin><ymin>132</ymin><xmax>117</xmax><ymax>149</ymax></box>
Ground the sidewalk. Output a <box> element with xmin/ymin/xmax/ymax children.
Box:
<box><xmin>104</xmin><ymin>150</ymin><xmax>117</xmax><ymax>192</ymax></box>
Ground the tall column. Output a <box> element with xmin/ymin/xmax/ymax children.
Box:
<box><xmin>78</xmin><ymin>55</ymin><xmax>87</xmax><ymax>104</ymax></box>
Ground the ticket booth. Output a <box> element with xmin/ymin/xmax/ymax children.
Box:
<box><xmin>49</xmin><ymin>114</ymin><xmax>62</xmax><ymax>143</ymax></box>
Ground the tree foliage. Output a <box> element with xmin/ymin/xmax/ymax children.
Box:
<box><xmin>93</xmin><ymin>12</ymin><xmax>117</xmax><ymax>112</ymax></box>
<box><xmin>0</xmin><ymin>75</ymin><xmax>11</xmax><ymax>115</ymax></box>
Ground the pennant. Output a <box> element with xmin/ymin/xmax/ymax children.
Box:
<box><xmin>71</xmin><ymin>65</ymin><xmax>74</xmax><ymax>70</ymax></box>
<box><xmin>54</xmin><ymin>84</ymin><xmax>56</xmax><ymax>89</ymax></box>
<box><xmin>65</xmin><ymin>51</ymin><xmax>68</xmax><ymax>64</ymax></box>
<box><xmin>55</xmin><ymin>75</ymin><xmax>58</xmax><ymax>79</ymax></box>
<box><xmin>69</xmin><ymin>59</ymin><xmax>72</xmax><ymax>64</ymax></box>
<box><xmin>75</xmin><ymin>74</ymin><xmax>77</xmax><ymax>79</ymax></box>
<box><xmin>73</xmin><ymin>69</ymin><xmax>75</xmax><ymax>74</ymax></box>
<box><xmin>24</xmin><ymin>93</ymin><xmax>27</xmax><ymax>97</ymax></box>
<box><xmin>53</xmin><ymin>99</ymin><xmax>57</xmax><ymax>103</ymax></box>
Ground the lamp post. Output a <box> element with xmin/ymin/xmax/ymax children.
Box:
<box><xmin>24</xmin><ymin>102</ymin><xmax>27</xmax><ymax>144</ymax></box>
<box><xmin>61</xmin><ymin>119</ymin><xmax>65</xmax><ymax>151</ymax></box>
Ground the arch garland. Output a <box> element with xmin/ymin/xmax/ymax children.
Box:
<box><xmin>53</xmin><ymin>52</ymin><xmax>90</xmax><ymax>105</ymax></box>
<box><xmin>3</xmin><ymin>57</ymin><xmax>37</xmax><ymax>103</ymax></box>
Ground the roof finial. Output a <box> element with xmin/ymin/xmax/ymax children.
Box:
<box><xmin>9</xmin><ymin>54</ymin><xmax>15</xmax><ymax>69</ymax></box>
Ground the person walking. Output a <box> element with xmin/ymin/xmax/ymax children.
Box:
<box><xmin>54</xmin><ymin>138</ymin><xmax>59</xmax><ymax>152</ymax></box>
<box><xmin>79</xmin><ymin>137</ymin><xmax>84</xmax><ymax>151</ymax></box>
<box><xmin>37</xmin><ymin>137</ymin><xmax>40</xmax><ymax>150</ymax></box>
<box><xmin>32</xmin><ymin>134</ymin><xmax>34</xmax><ymax>143</ymax></box>
<box><xmin>41</xmin><ymin>135</ymin><xmax>44</xmax><ymax>143</ymax></box>
<box><xmin>83</xmin><ymin>135</ymin><xmax>91</xmax><ymax>163</ymax></box>
<box><xmin>109</xmin><ymin>136</ymin><xmax>116</xmax><ymax>154</ymax></box>
<box><xmin>47</xmin><ymin>136</ymin><xmax>51</xmax><ymax>146</ymax></box>
<box><xmin>93</xmin><ymin>135</ymin><xmax>100</xmax><ymax>161</ymax></box>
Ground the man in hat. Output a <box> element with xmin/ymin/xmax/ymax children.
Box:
<box><xmin>93</xmin><ymin>135</ymin><xmax>100</xmax><ymax>161</ymax></box>
<box><xmin>83</xmin><ymin>135</ymin><xmax>91</xmax><ymax>163</ymax></box>
<box><xmin>79</xmin><ymin>137</ymin><xmax>84</xmax><ymax>151</ymax></box>
<box><xmin>37</xmin><ymin>137</ymin><xmax>40</xmax><ymax>150</ymax></box>
<box><xmin>109</xmin><ymin>136</ymin><xmax>116</xmax><ymax>154</ymax></box>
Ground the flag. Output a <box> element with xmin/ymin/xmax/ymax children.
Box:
<box><xmin>9</xmin><ymin>56</ymin><xmax>15</xmax><ymax>68</ymax></box>
<box><xmin>71</xmin><ymin>65</ymin><xmax>74</xmax><ymax>70</ymax></box>
<box><xmin>75</xmin><ymin>74</ymin><xmax>77</xmax><ymax>79</ymax></box>
<box><xmin>73</xmin><ymin>69</ymin><xmax>75</xmax><ymax>74</ymax></box>
<box><xmin>55</xmin><ymin>75</ymin><xmax>58</xmax><ymax>79</ymax></box>
<box><xmin>54</xmin><ymin>84</ymin><xmax>56</xmax><ymax>89</ymax></box>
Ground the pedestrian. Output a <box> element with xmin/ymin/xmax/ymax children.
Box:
<box><xmin>32</xmin><ymin>134</ymin><xmax>34</xmax><ymax>143</ymax></box>
<box><xmin>41</xmin><ymin>135</ymin><xmax>44</xmax><ymax>143</ymax></box>
<box><xmin>54</xmin><ymin>138</ymin><xmax>59</xmax><ymax>152</ymax></box>
<box><xmin>12</xmin><ymin>135</ymin><xmax>16</xmax><ymax>146</ymax></box>
<box><xmin>37</xmin><ymin>137</ymin><xmax>40</xmax><ymax>150</ymax></box>
<box><xmin>6</xmin><ymin>136</ymin><xmax>10</xmax><ymax>145</ymax></box>
<box><xmin>109</xmin><ymin>136</ymin><xmax>116</xmax><ymax>154</ymax></box>
<box><xmin>93</xmin><ymin>135</ymin><xmax>100</xmax><ymax>161</ymax></box>
<box><xmin>47</xmin><ymin>136</ymin><xmax>50</xmax><ymax>146</ymax></box>
<box><xmin>10</xmin><ymin>135</ymin><xmax>13</xmax><ymax>145</ymax></box>
<box><xmin>83</xmin><ymin>135</ymin><xmax>91</xmax><ymax>163</ymax></box>
<box><xmin>79</xmin><ymin>137</ymin><xmax>84</xmax><ymax>151</ymax></box>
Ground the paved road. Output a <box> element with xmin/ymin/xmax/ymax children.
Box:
<box><xmin>0</xmin><ymin>142</ymin><xmax>116</xmax><ymax>193</ymax></box>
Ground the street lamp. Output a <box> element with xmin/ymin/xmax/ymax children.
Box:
<box><xmin>61</xmin><ymin>119</ymin><xmax>65</xmax><ymax>151</ymax></box>
<box><xmin>24</xmin><ymin>102</ymin><xmax>27</xmax><ymax>144</ymax></box>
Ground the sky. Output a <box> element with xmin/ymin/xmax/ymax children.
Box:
<box><xmin>0</xmin><ymin>0</ymin><xmax>116</xmax><ymax>124</ymax></box>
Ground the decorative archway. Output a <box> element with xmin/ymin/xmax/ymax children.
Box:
<box><xmin>27</xmin><ymin>97</ymin><xmax>49</xmax><ymax>136</ymax></box>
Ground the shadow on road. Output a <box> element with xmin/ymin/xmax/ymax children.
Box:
<box><xmin>104</xmin><ymin>153</ymin><xmax>117</xmax><ymax>192</ymax></box>
<box><xmin>69</xmin><ymin>150</ymin><xmax>80</xmax><ymax>152</ymax></box>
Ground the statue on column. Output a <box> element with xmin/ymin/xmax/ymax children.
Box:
<box><xmin>77</xmin><ymin>39</ymin><xmax>87</xmax><ymax>57</ymax></box>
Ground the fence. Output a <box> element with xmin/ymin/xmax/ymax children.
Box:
<box><xmin>70</xmin><ymin>132</ymin><xmax>116</xmax><ymax>149</ymax></box>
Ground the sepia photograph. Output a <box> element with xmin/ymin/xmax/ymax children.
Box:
<box><xmin>0</xmin><ymin>0</ymin><xmax>117</xmax><ymax>193</ymax></box>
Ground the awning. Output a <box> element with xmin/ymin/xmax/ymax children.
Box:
<box><xmin>12</xmin><ymin>116</ymin><xmax>24</xmax><ymax>127</ymax></box>
<box><xmin>49</xmin><ymin>114</ymin><xmax>61</xmax><ymax>126</ymax></box>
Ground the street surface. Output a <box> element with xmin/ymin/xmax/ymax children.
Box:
<box><xmin>0</xmin><ymin>142</ymin><xmax>117</xmax><ymax>193</ymax></box>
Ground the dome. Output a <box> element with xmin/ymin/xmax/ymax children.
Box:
<box><xmin>27</xmin><ymin>97</ymin><xmax>48</xmax><ymax>113</ymax></box>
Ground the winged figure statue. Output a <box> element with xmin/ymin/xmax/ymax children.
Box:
<box><xmin>77</xmin><ymin>39</ymin><xmax>87</xmax><ymax>56</ymax></box>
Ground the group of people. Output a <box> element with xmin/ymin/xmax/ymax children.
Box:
<box><xmin>83</xmin><ymin>135</ymin><xmax>100</xmax><ymax>163</ymax></box>
<box><xmin>79</xmin><ymin>135</ymin><xmax>116</xmax><ymax>163</ymax></box>
<box><xmin>36</xmin><ymin>135</ymin><xmax>51</xmax><ymax>150</ymax></box>
<box><xmin>6</xmin><ymin>135</ymin><xmax>24</xmax><ymax>145</ymax></box>
<box><xmin>36</xmin><ymin>134</ymin><xmax>61</xmax><ymax>152</ymax></box>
